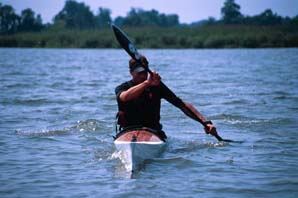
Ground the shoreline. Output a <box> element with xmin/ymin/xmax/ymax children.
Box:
<box><xmin>1</xmin><ymin>25</ymin><xmax>298</xmax><ymax>49</ymax></box>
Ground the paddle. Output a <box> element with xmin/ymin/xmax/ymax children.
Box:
<box><xmin>111</xmin><ymin>24</ymin><xmax>241</xmax><ymax>143</ymax></box>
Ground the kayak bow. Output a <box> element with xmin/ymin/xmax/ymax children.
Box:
<box><xmin>114</xmin><ymin>127</ymin><xmax>166</xmax><ymax>172</ymax></box>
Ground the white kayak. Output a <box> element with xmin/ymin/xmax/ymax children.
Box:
<box><xmin>114</xmin><ymin>127</ymin><xmax>166</xmax><ymax>172</ymax></box>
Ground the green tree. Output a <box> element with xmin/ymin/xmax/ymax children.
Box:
<box><xmin>243</xmin><ymin>9</ymin><xmax>284</xmax><ymax>25</ymax></box>
<box><xmin>114</xmin><ymin>16</ymin><xmax>125</xmax><ymax>26</ymax></box>
<box><xmin>221</xmin><ymin>0</ymin><xmax>243</xmax><ymax>24</ymax></box>
<box><xmin>54</xmin><ymin>0</ymin><xmax>95</xmax><ymax>29</ymax></box>
<box><xmin>206</xmin><ymin>17</ymin><xmax>216</xmax><ymax>25</ymax></box>
<box><xmin>124</xmin><ymin>8</ymin><xmax>142</xmax><ymax>26</ymax></box>
<box><xmin>0</xmin><ymin>4</ymin><xmax>20</xmax><ymax>34</ymax></box>
<box><xmin>256</xmin><ymin>9</ymin><xmax>282</xmax><ymax>25</ymax></box>
<box><xmin>19</xmin><ymin>8</ymin><xmax>43</xmax><ymax>32</ymax></box>
<box><xmin>164</xmin><ymin>14</ymin><xmax>179</xmax><ymax>26</ymax></box>
<box><xmin>95</xmin><ymin>7</ymin><xmax>112</xmax><ymax>28</ymax></box>
<box><xmin>114</xmin><ymin>8</ymin><xmax>179</xmax><ymax>27</ymax></box>
<box><xmin>291</xmin><ymin>15</ymin><xmax>298</xmax><ymax>25</ymax></box>
<box><xmin>36</xmin><ymin>14</ymin><xmax>43</xmax><ymax>27</ymax></box>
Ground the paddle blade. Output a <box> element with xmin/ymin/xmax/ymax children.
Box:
<box><xmin>214</xmin><ymin>133</ymin><xmax>243</xmax><ymax>143</ymax></box>
<box><xmin>221</xmin><ymin>139</ymin><xmax>244</xmax><ymax>143</ymax></box>
<box><xmin>111</xmin><ymin>24</ymin><xmax>141</xmax><ymax>60</ymax></box>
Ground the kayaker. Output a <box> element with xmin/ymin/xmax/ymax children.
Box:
<box><xmin>115</xmin><ymin>56</ymin><xmax>218</xmax><ymax>138</ymax></box>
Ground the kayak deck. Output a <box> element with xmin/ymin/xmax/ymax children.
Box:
<box><xmin>115</xmin><ymin>129</ymin><xmax>164</xmax><ymax>143</ymax></box>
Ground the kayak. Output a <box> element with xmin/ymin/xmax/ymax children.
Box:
<box><xmin>114</xmin><ymin>127</ymin><xmax>166</xmax><ymax>172</ymax></box>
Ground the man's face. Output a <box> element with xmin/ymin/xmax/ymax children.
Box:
<box><xmin>131</xmin><ymin>71</ymin><xmax>148</xmax><ymax>84</ymax></box>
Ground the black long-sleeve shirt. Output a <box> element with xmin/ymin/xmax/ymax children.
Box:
<box><xmin>115</xmin><ymin>80</ymin><xmax>184</xmax><ymax>130</ymax></box>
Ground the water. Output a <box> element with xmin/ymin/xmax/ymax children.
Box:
<box><xmin>0</xmin><ymin>48</ymin><xmax>298</xmax><ymax>197</ymax></box>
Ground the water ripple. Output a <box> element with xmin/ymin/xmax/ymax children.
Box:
<box><xmin>1</xmin><ymin>48</ymin><xmax>298</xmax><ymax>197</ymax></box>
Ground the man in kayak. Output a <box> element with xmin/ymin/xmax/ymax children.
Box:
<box><xmin>115</xmin><ymin>56</ymin><xmax>218</xmax><ymax>139</ymax></box>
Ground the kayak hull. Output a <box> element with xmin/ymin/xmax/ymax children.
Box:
<box><xmin>114</xmin><ymin>127</ymin><xmax>166</xmax><ymax>172</ymax></box>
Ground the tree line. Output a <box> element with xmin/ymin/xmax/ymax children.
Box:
<box><xmin>0</xmin><ymin>3</ymin><xmax>43</xmax><ymax>34</ymax></box>
<box><xmin>0</xmin><ymin>0</ymin><xmax>180</xmax><ymax>34</ymax></box>
<box><xmin>214</xmin><ymin>0</ymin><xmax>298</xmax><ymax>26</ymax></box>
<box><xmin>0</xmin><ymin>0</ymin><xmax>297</xmax><ymax>48</ymax></box>
<box><xmin>1</xmin><ymin>0</ymin><xmax>297</xmax><ymax>35</ymax></box>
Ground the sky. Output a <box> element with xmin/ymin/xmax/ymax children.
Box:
<box><xmin>2</xmin><ymin>0</ymin><xmax>298</xmax><ymax>24</ymax></box>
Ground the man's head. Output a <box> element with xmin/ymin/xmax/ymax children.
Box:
<box><xmin>129</xmin><ymin>56</ymin><xmax>149</xmax><ymax>84</ymax></box>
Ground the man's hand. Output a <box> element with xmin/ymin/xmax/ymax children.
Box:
<box><xmin>204</xmin><ymin>124</ymin><xmax>218</xmax><ymax>136</ymax></box>
<box><xmin>146</xmin><ymin>71</ymin><xmax>161</xmax><ymax>86</ymax></box>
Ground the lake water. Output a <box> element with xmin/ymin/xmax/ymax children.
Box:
<box><xmin>0</xmin><ymin>48</ymin><xmax>298</xmax><ymax>198</ymax></box>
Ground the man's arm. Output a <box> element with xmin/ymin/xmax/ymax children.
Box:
<box><xmin>119</xmin><ymin>71</ymin><xmax>160</xmax><ymax>102</ymax></box>
<box><xmin>182</xmin><ymin>102</ymin><xmax>207</xmax><ymax>123</ymax></box>
<box><xmin>160</xmin><ymin>81</ymin><xmax>217</xmax><ymax>136</ymax></box>
<box><xmin>180</xmin><ymin>102</ymin><xmax>217</xmax><ymax>136</ymax></box>
<box><xmin>119</xmin><ymin>81</ymin><xmax>150</xmax><ymax>102</ymax></box>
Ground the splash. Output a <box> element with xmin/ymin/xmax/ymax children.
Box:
<box><xmin>15</xmin><ymin>119</ymin><xmax>108</xmax><ymax>136</ymax></box>
<box><xmin>211</xmin><ymin>113</ymin><xmax>292</xmax><ymax>125</ymax></box>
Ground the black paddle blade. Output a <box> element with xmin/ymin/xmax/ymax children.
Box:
<box><xmin>214</xmin><ymin>133</ymin><xmax>243</xmax><ymax>143</ymax></box>
<box><xmin>221</xmin><ymin>139</ymin><xmax>244</xmax><ymax>143</ymax></box>
<box><xmin>111</xmin><ymin>24</ymin><xmax>141</xmax><ymax>60</ymax></box>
